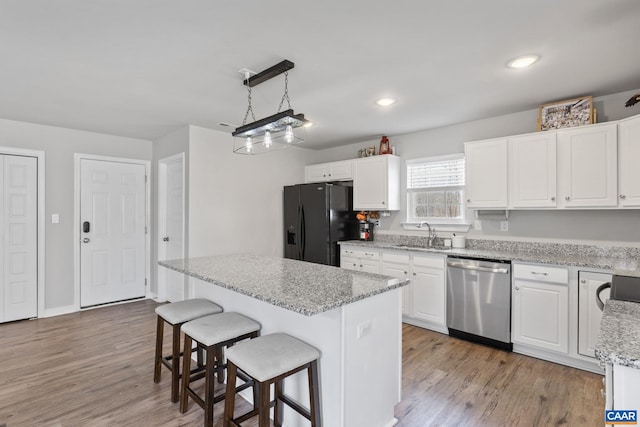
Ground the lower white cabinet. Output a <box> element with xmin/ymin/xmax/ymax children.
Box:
<box><xmin>340</xmin><ymin>246</ymin><xmax>380</xmax><ymax>273</ymax></box>
<box><xmin>382</xmin><ymin>250</ymin><xmax>446</xmax><ymax>332</ymax></box>
<box><xmin>512</xmin><ymin>263</ymin><xmax>569</xmax><ymax>354</ymax></box>
<box><xmin>604</xmin><ymin>363</ymin><xmax>640</xmax><ymax>416</ymax></box>
<box><xmin>578</xmin><ymin>271</ymin><xmax>611</xmax><ymax>357</ymax></box>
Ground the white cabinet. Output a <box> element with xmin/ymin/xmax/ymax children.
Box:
<box><xmin>464</xmin><ymin>138</ymin><xmax>508</xmax><ymax>208</ymax></box>
<box><xmin>508</xmin><ymin>133</ymin><xmax>557</xmax><ymax>208</ymax></box>
<box><xmin>353</xmin><ymin>155</ymin><xmax>400</xmax><ymax>210</ymax></box>
<box><xmin>578</xmin><ymin>271</ymin><xmax>611</xmax><ymax>358</ymax></box>
<box><xmin>340</xmin><ymin>246</ymin><xmax>380</xmax><ymax>273</ymax></box>
<box><xmin>557</xmin><ymin>123</ymin><xmax>618</xmax><ymax>208</ymax></box>
<box><xmin>618</xmin><ymin>115</ymin><xmax>640</xmax><ymax>207</ymax></box>
<box><xmin>611</xmin><ymin>364</ymin><xmax>640</xmax><ymax>414</ymax></box>
<box><xmin>512</xmin><ymin>263</ymin><xmax>569</xmax><ymax>353</ymax></box>
<box><xmin>381</xmin><ymin>252</ymin><xmax>411</xmax><ymax>316</ymax></box>
<box><xmin>382</xmin><ymin>250</ymin><xmax>446</xmax><ymax>332</ymax></box>
<box><xmin>411</xmin><ymin>254</ymin><xmax>445</xmax><ymax>327</ymax></box>
<box><xmin>305</xmin><ymin>160</ymin><xmax>353</xmax><ymax>183</ymax></box>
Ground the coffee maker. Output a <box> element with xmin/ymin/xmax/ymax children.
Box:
<box><xmin>359</xmin><ymin>221</ymin><xmax>373</xmax><ymax>241</ymax></box>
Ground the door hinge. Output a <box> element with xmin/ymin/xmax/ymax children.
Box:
<box><xmin>145</xmin><ymin>278</ymin><xmax>148</xmax><ymax>287</ymax></box>
<box><xmin>145</xmin><ymin>175</ymin><xmax>148</xmax><ymax>183</ymax></box>
<box><xmin>145</xmin><ymin>226</ymin><xmax>148</xmax><ymax>234</ymax></box>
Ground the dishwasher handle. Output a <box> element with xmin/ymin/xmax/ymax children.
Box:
<box><xmin>447</xmin><ymin>260</ymin><xmax>510</xmax><ymax>274</ymax></box>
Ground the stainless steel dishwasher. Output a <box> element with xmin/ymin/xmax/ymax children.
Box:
<box><xmin>446</xmin><ymin>256</ymin><xmax>512</xmax><ymax>350</ymax></box>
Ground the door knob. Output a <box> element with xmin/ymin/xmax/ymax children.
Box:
<box><xmin>162</xmin><ymin>236</ymin><xmax>170</xmax><ymax>242</ymax></box>
<box><xmin>82</xmin><ymin>238</ymin><xmax>90</xmax><ymax>243</ymax></box>
<box><xmin>620</xmin><ymin>195</ymin><xmax>626</xmax><ymax>200</ymax></box>
<box><xmin>551</xmin><ymin>197</ymin><xmax>556</xmax><ymax>202</ymax></box>
<box><xmin>565</xmin><ymin>196</ymin><xmax>570</xmax><ymax>201</ymax></box>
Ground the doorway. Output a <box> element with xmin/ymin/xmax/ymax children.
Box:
<box><xmin>75</xmin><ymin>155</ymin><xmax>150</xmax><ymax>308</ymax></box>
<box><xmin>157</xmin><ymin>153</ymin><xmax>186</xmax><ymax>302</ymax></box>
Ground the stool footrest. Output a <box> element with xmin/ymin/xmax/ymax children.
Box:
<box><xmin>279</xmin><ymin>394</ymin><xmax>311</xmax><ymax>420</ymax></box>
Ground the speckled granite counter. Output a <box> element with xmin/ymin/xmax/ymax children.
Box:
<box><xmin>159</xmin><ymin>255</ymin><xmax>408</xmax><ymax>316</ymax></box>
<box><xmin>339</xmin><ymin>238</ymin><xmax>640</xmax><ymax>273</ymax></box>
<box><xmin>595</xmin><ymin>300</ymin><xmax>640</xmax><ymax>369</ymax></box>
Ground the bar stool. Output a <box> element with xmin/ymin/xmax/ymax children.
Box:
<box><xmin>223</xmin><ymin>333</ymin><xmax>321</xmax><ymax>427</ymax></box>
<box><xmin>180</xmin><ymin>312</ymin><xmax>261</xmax><ymax>427</ymax></box>
<box><xmin>154</xmin><ymin>298</ymin><xmax>223</xmax><ymax>402</ymax></box>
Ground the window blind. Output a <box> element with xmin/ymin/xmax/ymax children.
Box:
<box><xmin>407</xmin><ymin>157</ymin><xmax>465</xmax><ymax>189</ymax></box>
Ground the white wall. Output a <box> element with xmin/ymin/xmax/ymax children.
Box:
<box><xmin>0</xmin><ymin>118</ymin><xmax>152</xmax><ymax>314</ymax></box>
<box><xmin>312</xmin><ymin>88</ymin><xmax>640</xmax><ymax>244</ymax></box>
<box><xmin>187</xmin><ymin>126</ymin><xmax>315</xmax><ymax>258</ymax></box>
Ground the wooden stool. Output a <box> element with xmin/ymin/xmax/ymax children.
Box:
<box><xmin>154</xmin><ymin>299</ymin><xmax>223</xmax><ymax>402</ymax></box>
<box><xmin>223</xmin><ymin>333</ymin><xmax>321</xmax><ymax>427</ymax></box>
<box><xmin>180</xmin><ymin>312</ymin><xmax>261</xmax><ymax>427</ymax></box>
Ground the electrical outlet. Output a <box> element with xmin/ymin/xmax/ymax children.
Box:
<box><xmin>373</xmin><ymin>219</ymin><xmax>380</xmax><ymax>226</ymax></box>
<box><xmin>500</xmin><ymin>221</ymin><xmax>509</xmax><ymax>232</ymax></box>
<box><xmin>474</xmin><ymin>220</ymin><xmax>482</xmax><ymax>230</ymax></box>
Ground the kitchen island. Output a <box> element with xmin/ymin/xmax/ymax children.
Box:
<box><xmin>159</xmin><ymin>255</ymin><xmax>408</xmax><ymax>427</ymax></box>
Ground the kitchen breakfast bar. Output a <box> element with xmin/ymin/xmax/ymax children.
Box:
<box><xmin>159</xmin><ymin>255</ymin><xmax>408</xmax><ymax>427</ymax></box>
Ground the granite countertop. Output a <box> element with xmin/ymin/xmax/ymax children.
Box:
<box><xmin>159</xmin><ymin>255</ymin><xmax>408</xmax><ymax>317</ymax></box>
<box><xmin>339</xmin><ymin>240</ymin><xmax>640</xmax><ymax>273</ymax></box>
<box><xmin>595</xmin><ymin>300</ymin><xmax>640</xmax><ymax>369</ymax></box>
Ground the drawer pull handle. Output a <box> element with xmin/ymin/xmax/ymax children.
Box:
<box><xmin>531</xmin><ymin>272</ymin><xmax>548</xmax><ymax>276</ymax></box>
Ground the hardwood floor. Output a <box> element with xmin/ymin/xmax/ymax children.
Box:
<box><xmin>0</xmin><ymin>300</ymin><xmax>603</xmax><ymax>426</ymax></box>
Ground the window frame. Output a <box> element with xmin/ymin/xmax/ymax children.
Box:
<box><xmin>406</xmin><ymin>154</ymin><xmax>468</xmax><ymax>226</ymax></box>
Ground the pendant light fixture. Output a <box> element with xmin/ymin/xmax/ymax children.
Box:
<box><xmin>233</xmin><ymin>60</ymin><xmax>309</xmax><ymax>154</ymax></box>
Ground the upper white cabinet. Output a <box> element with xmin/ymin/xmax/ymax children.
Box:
<box><xmin>305</xmin><ymin>160</ymin><xmax>353</xmax><ymax>183</ymax></box>
<box><xmin>557</xmin><ymin>123</ymin><xmax>618</xmax><ymax>208</ymax></box>
<box><xmin>508</xmin><ymin>133</ymin><xmax>557</xmax><ymax>208</ymax></box>
<box><xmin>353</xmin><ymin>155</ymin><xmax>400</xmax><ymax>210</ymax></box>
<box><xmin>618</xmin><ymin>115</ymin><xmax>640</xmax><ymax>207</ymax></box>
<box><xmin>465</xmin><ymin>138</ymin><xmax>508</xmax><ymax>208</ymax></box>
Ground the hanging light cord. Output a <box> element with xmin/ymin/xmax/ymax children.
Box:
<box><xmin>277</xmin><ymin>71</ymin><xmax>292</xmax><ymax>113</ymax></box>
<box><xmin>242</xmin><ymin>73</ymin><xmax>256</xmax><ymax>126</ymax></box>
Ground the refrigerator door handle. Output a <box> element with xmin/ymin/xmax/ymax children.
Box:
<box><xmin>300</xmin><ymin>205</ymin><xmax>306</xmax><ymax>259</ymax></box>
<box><xmin>297</xmin><ymin>205</ymin><xmax>303</xmax><ymax>260</ymax></box>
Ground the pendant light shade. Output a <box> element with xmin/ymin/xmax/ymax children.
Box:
<box><xmin>233</xmin><ymin>60</ymin><xmax>309</xmax><ymax>155</ymax></box>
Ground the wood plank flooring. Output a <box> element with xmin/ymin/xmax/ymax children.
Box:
<box><xmin>0</xmin><ymin>300</ymin><xmax>603</xmax><ymax>426</ymax></box>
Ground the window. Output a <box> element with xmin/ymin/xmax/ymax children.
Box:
<box><xmin>407</xmin><ymin>154</ymin><xmax>465</xmax><ymax>223</ymax></box>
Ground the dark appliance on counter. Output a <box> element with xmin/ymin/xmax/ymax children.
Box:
<box><xmin>284</xmin><ymin>183</ymin><xmax>359</xmax><ymax>266</ymax></box>
<box><xmin>359</xmin><ymin>221</ymin><xmax>373</xmax><ymax>241</ymax></box>
<box><xmin>596</xmin><ymin>274</ymin><xmax>640</xmax><ymax>311</ymax></box>
<box><xmin>446</xmin><ymin>256</ymin><xmax>513</xmax><ymax>351</ymax></box>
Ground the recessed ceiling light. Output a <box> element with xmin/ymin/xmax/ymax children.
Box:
<box><xmin>507</xmin><ymin>55</ymin><xmax>539</xmax><ymax>69</ymax></box>
<box><xmin>376</xmin><ymin>98</ymin><xmax>397</xmax><ymax>106</ymax></box>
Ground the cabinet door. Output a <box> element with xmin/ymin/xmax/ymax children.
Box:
<box><xmin>465</xmin><ymin>138</ymin><xmax>508</xmax><ymax>208</ymax></box>
<box><xmin>618</xmin><ymin>116</ymin><xmax>640</xmax><ymax>207</ymax></box>
<box><xmin>383</xmin><ymin>262</ymin><xmax>411</xmax><ymax>316</ymax></box>
<box><xmin>341</xmin><ymin>256</ymin><xmax>359</xmax><ymax>271</ymax></box>
<box><xmin>360</xmin><ymin>259</ymin><xmax>381</xmax><ymax>274</ymax></box>
<box><xmin>557</xmin><ymin>124</ymin><xmax>618</xmax><ymax>207</ymax></box>
<box><xmin>327</xmin><ymin>160</ymin><xmax>353</xmax><ymax>181</ymax></box>
<box><xmin>512</xmin><ymin>279</ymin><xmax>569</xmax><ymax>353</ymax></box>
<box><xmin>353</xmin><ymin>156</ymin><xmax>389</xmax><ymax>210</ymax></box>
<box><xmin>508</xmin><ymin>133</ymin><xmax>557</xmax><ymax>208</ymax></box>
<box><xmin>411</xmin><ymin>259</ymin><xmax>445</xmax><ymax>326</ymax></box>
<box><xmin>305</xmin><ymin>163</ymin><xmax>328</xmax><ymax>183</ymax></box>
<box><xmin>578</xmin><ymin>271</ymin><xmax>611</xmax><ymax>358</ymax></box>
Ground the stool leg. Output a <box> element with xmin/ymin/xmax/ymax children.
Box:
<box><xmin>180</xmin><ymin>335</ymin><xmax>192</xmax><ymax>413</ymax></box>
<box><xmin>258</xmin><ymin>380</ymin><xmax>271</xmax><ymax>427</ymax></box>
<box><xmin>215</xmin><ymin>346</ymin><xmax>224</xmax><ymax>384</ymax></box>
<box><xmin>153</xmin><ymin>316</ymin><xmax>164</xmax><ymax>383</ymax></box>
<box><xmin>308</xmin><ymin>360</ymin><xmax>321</xmax><ymax>427</ymax></box>
<box><xmin>274</xmin><ymin>379</ymin><xmax>284</xmax><ymax>427</ymax></box>
<box><xmin>223</xmin><ymin>361</ymin><xmax>238</xmax><ymax>427</ymax></box>
<box><xmin>204</xmin><ymin>345</ymin><xmax>216</xmax><ymax>427</ymax></box>
<box><xmin>171</xmin><ymin>323</ymin><xmax>181</xmax><ymax>403</ymax></box>
<box><xmin>197</xmin><ymin>345</ymin><xmax>204</xmax><ymax>368</ymax></box>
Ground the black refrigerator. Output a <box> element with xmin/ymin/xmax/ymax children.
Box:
<box><xmin>284</xmin><ymin>182</ymin><xmax>359</xmax><ymax>266</ymax></box>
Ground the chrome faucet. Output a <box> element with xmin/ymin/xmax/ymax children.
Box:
<box><xmin>417</xmin><ymin>221</ymin><xmax>436</xmax><ymax>247</ymax></box>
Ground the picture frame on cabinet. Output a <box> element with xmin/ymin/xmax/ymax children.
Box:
<box><xmin>537</xmin><ymin>95</ymin><xmax>594</xmax><ymax>131</ymax></box>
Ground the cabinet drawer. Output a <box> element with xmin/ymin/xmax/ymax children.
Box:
<box><xmin>341</xmin><ymin>256</ymin><xmax>359</xmax><ymax>270</ymax></box>
<box><xmin>412</xmin><ymin>254</ymin><xmax>445</xmax><ymax>269</ymax></box>
<box><xmin>513</xmin><ymin>263</ymin><xmax>568</xmax><ymax>284</ymax></box>
<box><xmin>382</xmin><ymin>251</ymin><xmax>410</xmax><ymax>264</ymax></box>
<box><xmin>342</xmin><ymin>248</ymin><xmax>379</xmax><ymax>260</ymax></box>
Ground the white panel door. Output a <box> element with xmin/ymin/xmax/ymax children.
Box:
<box><xmin>159</xmin><ymin>156</ymin><xmax>185</xmax><ymax>302</ymax></box>
<box><xmin>618</xmin><ymin>116</ymin><xmax>640</xmax><ymax>207</ymax></box>
<box><xmin>80</xmin><ymin>159</ymin><xmax>146</xmax><ymax>307</ymax></box>
<box><xmin>1</xmin><ymin>155</ymin><xmax>38</xmax><ymax>322</ymax></box>
<box><xmin>464</xmin><ymin>138</ymin><xmax>508</xmax><ymax>208</ymax></box>
<box><xmin>383</xmin><ymin>262</ymin><xmax>411</xmax><ymax>316</ymax></box>
<box><xmin>578</xmin><ymin>271</ymin><xmax>611</xmax><ymax>358</ymax></box>
<box><xmin>411</xmin><ymin>264</ymin><xmax>445</xmax><ymax>326</ymax></box>
<box><xmin>508</xmin><ymin>133</ymin><xmax>557</xmax><ymax>208</ymax></box>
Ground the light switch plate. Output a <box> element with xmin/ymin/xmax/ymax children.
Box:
<box><xmin>51</xmin><ymin>213</ymin><xmax>59</xmax><ymax>224</ymax></box>
<box><xmin>500</xmin><ymin>221</ymin><xmax>509</xmax><ymax>231</ymax></box>
<box><xmin>474</xmin><ymin>220</ymin><xmax>482</xmax><ymax>230</ymax></box>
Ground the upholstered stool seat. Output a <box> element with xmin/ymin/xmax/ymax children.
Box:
<box><xmin>180</xmin><ymin>312</ymin><xmax>261</xmax><ymax>427</ymax></box>
<box><xmin>224</xmin><ymin>333</ymin><xmax>321</xmax><ymax>427</ymax></box>
<box><xmin>153</xmin><ymin>299</ymin><xmax>223</xmax><ymax>402</ymax></box>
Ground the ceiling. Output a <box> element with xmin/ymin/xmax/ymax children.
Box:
<box><xmin>1</xmin><ymin>0</ymin><xmax>639</xmax><ymax>150</ymax></box>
